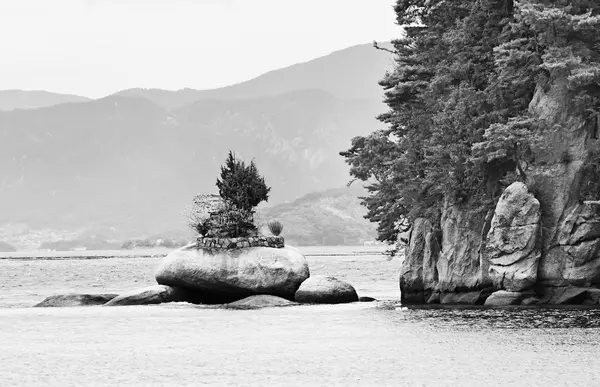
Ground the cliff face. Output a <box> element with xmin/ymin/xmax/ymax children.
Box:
<box><xmin>400</xmin><ymin>78</ymin><xmax>600</xmax><ymax>305</ymax></box>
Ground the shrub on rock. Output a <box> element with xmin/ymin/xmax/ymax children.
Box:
<box><xmin>294</xmin><ymin>275</ymin><xmax>358</xmax><ymax>304</ymax></box>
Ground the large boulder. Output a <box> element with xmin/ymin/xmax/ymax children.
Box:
<box><xmin>104</xmin><ymin>285</ymin><xmax>189</xmax><ymax>306</ymax></box>
<box><xmin>34</xmin><ymin>293</ymin><xmax>118</xmax><ymax>307</ymax></box>
<box><xmin>155</xmin><ymin>244</ymin><xmax>309</xmax><ymax>303</ymax></box>
<box><xmin>484</xmin><ymin>182</ymin><xmax>542</xmax><ymax>291</ymax></box>
<box><xmin>295</xmin><ymin>275</ymin><xmax>358</xmax><ymax>304</ymax></box>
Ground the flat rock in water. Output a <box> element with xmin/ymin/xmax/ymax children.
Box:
<box><xmin>358</xmin><ymin>296</ymin><xmax>377</xmax><ymax>302</ymax></box>
<box><xmin>484</xmin><ymin>290</ymin><xmax>526</xmax><ymax>306</ymax></box>
<box><xmin>155</xmin><ymin>245</ymin><xmax>309</xmax><ymax>303</ymax></box>
<box><xmin>225</xmin><ymin>295</ymin><xmax>296</xmax><ymax>309</ymax></box>
<box><xmin>104</xmin><ymin>285</ymin><xmax>189</xmax><ymax>306</ymax></box>
<box><xmin>295</xmin><ymin>275</ymin><xmax>358</xmax><ymax>304</ymax></box>
<box><xmin>522</xmin><ymin>297</ymin><xmax>541</xmax><ymax>305</ymax></box>
<box><xmin>34</xmin><ymin>293</ymin><xmax>118</xmax><ymax>307</ymax></box>
<box><xmin>440</xmin><ymin>291</ymin><xmax>490</xmax><ymax>305</ymax></box>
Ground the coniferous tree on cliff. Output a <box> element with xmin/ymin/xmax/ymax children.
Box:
<box><xmin>341</xmin><ymin>0</ymin><xmax>600</xmax><ymax>244</ymax></box>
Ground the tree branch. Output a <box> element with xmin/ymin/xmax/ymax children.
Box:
<box><xmin>373</xmin><ymin>40</ymin><xmax>398</xmax><ymax>55</ymax></box>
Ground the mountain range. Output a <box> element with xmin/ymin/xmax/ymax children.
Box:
<box><xmin>0</xmin><ymin>42</ymin><xmax>392</xmax><ymax>248</ymax></box>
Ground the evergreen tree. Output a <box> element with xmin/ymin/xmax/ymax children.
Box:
<box><xmin>341</xmin><ymin>0</ymin><xmax>600</xmax><ymax>243</ymax></box>
<box><xmin>216</xmin><ymin>151</ymin><xmax>271</xmax><ymax>212</ymax></box>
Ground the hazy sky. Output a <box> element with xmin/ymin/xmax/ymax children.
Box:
<box><xmin>0</xmin><ymin>0</ymin><xmax>399</xmax><ymax>98</ymax></box>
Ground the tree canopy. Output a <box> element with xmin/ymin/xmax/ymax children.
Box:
<box><xmin>216</xmin><ymin>151</ymin><xmax>271</xmax><ymax>212</ymax></box>
<box><xmin>341</xmin><ymin>0</ymin><xmax>600</xmax><ymax>243</ymax></box>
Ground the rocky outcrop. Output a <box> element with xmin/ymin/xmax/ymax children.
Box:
<box><xmin>34</xmin><ymin>293</ymin><xmax>118</xmax><ymax>307</ymax></box>
<box><xmin>225</xmin><ymin>295</ymin><xmax>296</xmax><ymax>309</ymax></box>
<box><xmin>539</xmin><ymin>202</ymin><xmax>600</xmax><ymax>287</ymax></box>
<box><xmin>484</xmin><ymin>182</ymin><xmax>541</xmax><ymax>291</ymax></box>
<box><xmin>398</xmin><ymin>74</ymin><xmax>600</xmax><ymax>306</ymax></box>
<box><xmin>294</xmin><ymin>275</ymin><xmax>358</xmax><ymax>304</ymax></box>
<box><xmin>400</xmin><ymin>204</ymin><xmax>492</xmax><ymax>304</ymax></box>
<box><xmin>399</xmin><ymin>218</ymin><xmax>439</xmax><ymax>304</ymax></box>
<box><xmin>437</xmin><ymin>203</ymin><xmax>492</xmax><ymax>293</ymax></box>
<box><xmin>530</xmin><ymin>77</ymin><xmax>600</xmax><ymax>288</ymax></box>
<box><xmin>155</xmin><ymin>244</ymin><xmax>309</xmax><ymax>303</ymax></box>
<box><xmin>104</xmin><ymin>285</ymin><xmax>189</xmax><ymax>306</ymax></box>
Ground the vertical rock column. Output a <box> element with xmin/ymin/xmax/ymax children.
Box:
<box><xmin>399</xmin><ymin>218</ymin><xmax>439</xmax><ymax>304</ymax></box>
<box><xmin>484</xmin><ymin>182</ymin><xmax>541</xmax><ymax>291</ymax></box>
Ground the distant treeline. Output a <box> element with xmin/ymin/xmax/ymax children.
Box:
<box><xmin>37</xmin><ymin>237</ymin><xmax>190</xmax><ymax>251</ymax></box>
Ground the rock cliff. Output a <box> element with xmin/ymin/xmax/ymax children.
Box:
<box><xmin>399</xmin><ymin>78</ymin><xmax>600</xmax><ymax>305</ymax></box>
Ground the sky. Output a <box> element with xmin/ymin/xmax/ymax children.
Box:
<box><xmin>0</xmin><ymin>0</ymin><xmax>400</xmax><ymax>98</ymax></box>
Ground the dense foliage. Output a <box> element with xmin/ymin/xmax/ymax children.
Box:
<box><xmin>341</xmin><ymin>0</ymin><xmax>600</xmax><ymax>243</ymax></box>
<box><xmin>189</xmin><ymin>152</ymin><xmax>271</xmax><ymax>238</ymax></box>
<box><xmin>217</xmin><ymin>151</ymin><xmax>271</xmax><ymax>212</ymax></box>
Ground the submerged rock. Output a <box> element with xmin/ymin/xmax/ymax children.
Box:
<box><xmin>225</xmin><ymin>295</ymin><xmax>296</xmax><ymax>309</ymax></box>
<box><xmin>484</xmin><ymin>182</ymin><xmax>541</xmax><ymax>292</ymax></box>
<box><xmin>358</xmin><ymin>296</ymin><xmax>377</xmax><ymax>302</ymax></box>
<box><xmin>34</xmin><ymin>293</ymin><xmax>118</xmax><ymax>307</ymax></box>
<box><xmin>155</xmin><ymin>244</ymin><xmax>309</xmax><ymax>303</ymax></box>
<box><xmin>295</xmin><ymin>275</ymin><xmax>358</xmax><ymax>304</ymax></box>
<box><xmin>104</xmin><ymin>285</ymin><xmax>189</xmax><ymax>306</ymax></box>
<box><xmin>440</xmin><ymin>290</ymin><xmax>491</xmax><ymax>305</ymax></box>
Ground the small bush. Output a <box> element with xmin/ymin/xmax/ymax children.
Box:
<box><xmin>267</xmin><ymin>220</ymin><xmax>283</xmax><ymax>236</ymax></box>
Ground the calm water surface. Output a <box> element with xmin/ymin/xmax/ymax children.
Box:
<box><xmin>1</xmin><ymin>248</ymin><xmax>599</xmax><ymax>386</ymax></box>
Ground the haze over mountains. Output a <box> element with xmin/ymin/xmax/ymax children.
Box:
<box><xmin>0</xmin><ymin>90</ymin><xmax>90</xmax><ymax>111</ymax></box>
<box><xmin>0</xmin><ymin>42</ymin><xmax>392</xmax><ymax>248</ymax></box>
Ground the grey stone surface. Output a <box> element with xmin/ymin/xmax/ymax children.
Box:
<box><xmin>484</xmin><ymin>182</ymin><xmax>541</xmax><ymax>291</ymax></box>
<box><xmin>295</xmin><ymin>275</ymin><xmax>358</xmax><ymax>304</ymax></box>
<box><xmin>156</xmin><ymin>244</ymin><xmax>309</xmax><ymax>302</ymax></box>
<box><xmin>34</xmin><ymin>293</ymin><xmax>118</xmax><ymax>307</ymax></box>
<box><xmin>104</xmin><ymin>285</ymin><xmax>189</xmax><ymax>306</ymax></box>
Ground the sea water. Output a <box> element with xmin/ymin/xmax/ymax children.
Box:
<box><xmin>1</xmin><ymin>250</ymin><xmax>599</xmax><ymax>386</ymax></box>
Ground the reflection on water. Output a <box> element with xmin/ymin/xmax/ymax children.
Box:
<box><xmin>381</xmin><ymin>303</ymin><xmax>600</xmax><ymax>329</ymax></box>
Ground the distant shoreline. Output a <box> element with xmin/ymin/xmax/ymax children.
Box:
<box><xmin>0</xmin><ymin>245</ymin><xmax>388</xmax><ymax>261</ymax></box>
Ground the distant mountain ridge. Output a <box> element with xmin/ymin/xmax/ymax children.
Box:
<box><xmin>0</xmin><ymin>42</ymin><xmax>393</xmax><ymax>241</ymax></box>
<box><xmin>0</xmin><ymin>90</ymin><xmax>90</xmax><ymax>111</ymax></box>
<box><xmin>114</xmin><ymin>42</ymin><xmax>393</xmax><ymax>110</ymax></box>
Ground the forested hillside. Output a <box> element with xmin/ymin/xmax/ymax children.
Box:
<box><xmin>257</xmin><ymin>186</ymin><xmax>377</xmax><ymax>246</ymax></box>
<box><xmin>342</xmin><ymin>0</ymin><xmax>600</xmax><ymax>243</ymax></box>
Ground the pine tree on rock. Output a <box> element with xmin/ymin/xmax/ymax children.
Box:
<box><xmin>216</xmin><ymin>151</ymin><xmax>271</xmax><ymax>212</ymax></box>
